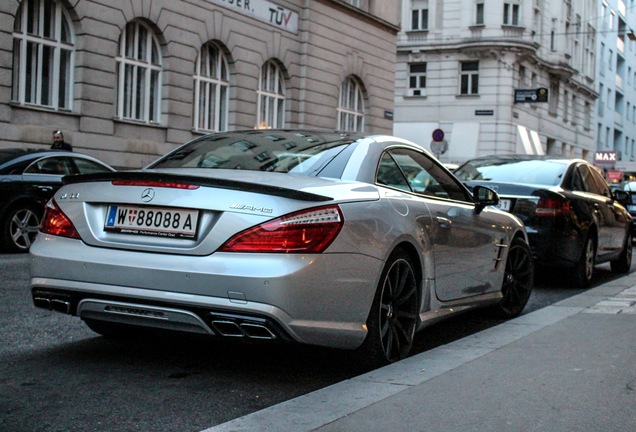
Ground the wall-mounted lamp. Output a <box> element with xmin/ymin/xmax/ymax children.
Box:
<box><xmin>628</xmin><ymin>30</ymin><xmax>636</xmax><ymax>41</ymax></box>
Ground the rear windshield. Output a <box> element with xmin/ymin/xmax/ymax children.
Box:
<box><xmin>149</xmin><ymin>132</ymin><xmax>351</xmax><ymax>176</ymax></box>
<box><xmin>454</xmin><ymin>159</ymin><xmax>567</xmax><ymax>186</ymax></box>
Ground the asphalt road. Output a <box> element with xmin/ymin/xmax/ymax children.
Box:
<box><xmin>0</xmin><ymin>254</ymin><xmax>627</xmax><ymax>432</ymax></box>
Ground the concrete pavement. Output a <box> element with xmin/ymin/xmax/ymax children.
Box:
<box><xmin>203</xmin><ymin>274</ymin><xmax>636</xmax><ymax>432</ymax></box>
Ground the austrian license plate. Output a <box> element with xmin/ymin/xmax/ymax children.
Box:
<box><xmin>497</xmin><ymin>199</ymin><xmax>511</xmax><ymax>212</ymax></box>
<box><xmin>104</xmin><ymin>205</ymin><xmax>199</xmax><ymax>239</ymax></box>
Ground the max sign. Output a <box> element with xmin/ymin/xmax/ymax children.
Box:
<box><xmin>210</xmin><ymin>0</ymin><xmax>299</xmax><ymax>33</ymax></box>
<box><xmin>595</xmin><ymin>151</ymin><xmax>617</xmax><ymax>166</ymax></box>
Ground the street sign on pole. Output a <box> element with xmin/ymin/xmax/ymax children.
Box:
<box><xmin>432</xmin><ymin>128</ymin><xmax>445</xmax><ymax>142</ymax></box>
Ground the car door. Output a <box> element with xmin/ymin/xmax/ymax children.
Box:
<box><xmin>570</xmin><ymin>164</ymin><xmax>620</xmax><ymax>256</ymax></box>
<box><xmin>580</xmin><ymin>164</ymin><xmax>627</xmax><ymax>256</ymax></box>
<box><xmin>380</xmin><ymin>148</ymin><xmax>506</xmax><ymax>302</ymax></box>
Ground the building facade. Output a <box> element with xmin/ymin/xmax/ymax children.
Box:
<box><xmin>1</xmin><ymin>0</ymin><xmax>399</xmax><ymax>168</ymax></box>
<box><xmin>596</xmin><ymin>0</ymin><xmax>636</xmax><ymax>182</ymax></box>
<box><xmin>394</xmin><ymin>0</ymin><xmax>598</xmax><ymax>166</ymax></box>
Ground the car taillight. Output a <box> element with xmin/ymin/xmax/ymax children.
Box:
<box><xmin>535</xmin><ymin>196</ymin><xmax>571</xmax><ymax>217</ymax></box>
<box><xmin>40</xmin><ymin>199</ymin><xmax>81</xmax><ymax>239</ymax></box>
<box><xmin>219</xmin><ymin>205</ymin><xmax>344</xmax><ymax>253</ymax></box>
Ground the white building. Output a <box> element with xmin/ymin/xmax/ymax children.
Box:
<box><xmin>597</xmin><ymin>0</ymin><xmax>636</xmax><ymax>182</ymax></box>
<box><xmin>1</xmin><ymin>0</ymin><xmax>399</xmax><ymax>169</ymax></box>
<box><xmin>394</xmin><ymin>0</ymin><xmax>598</xmax><ymax>166</ymax></box>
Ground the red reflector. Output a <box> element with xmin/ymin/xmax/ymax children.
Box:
<box><xmin>111</xmin><ymin>180</ymin><xmax>199</xmax><ymax>190</ymax></box>
<box><xmin>535</xmin><ymin>196</ymin><xmax>571</xmax><ymax>216</ymax></box>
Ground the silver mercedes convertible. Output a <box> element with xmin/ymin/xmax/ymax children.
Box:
<box><xmin>30</xmin><ymin>130</ymin><xmax>533</xmax><ymax>364</ymax></box>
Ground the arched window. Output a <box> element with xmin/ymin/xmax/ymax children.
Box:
<box><xmin>338</xmin><ymin>77</ymin><xmax>365</xmax><ymax>132</ymax></box>
<box><xmin>12</xmin><ymin>0</ymin><xmax>75</xmax><ymax>110</ymax></box>
<box><xmin>116</xmin><ymin>21</ymin><xmax>162</xmax><ymax>124</ymax></box>
<box><xmin>194</xmin><ymin>42</ymin><xmax>229</xmax><ymax>132</ymax></box>
<box><xmin>256</xmin><ymin>60</ymin><xmax>285</xmax><ymax>129</ymax></box>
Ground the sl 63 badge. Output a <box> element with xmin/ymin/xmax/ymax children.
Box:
<box><xmin>59</xmin><ymin>192</ymin><xmax>80</xmax><ymax>199</ymax></box>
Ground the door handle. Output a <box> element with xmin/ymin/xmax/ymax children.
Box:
<box><xmin>436</xmin><ymin>216</ymin><xmax>452</xmax><ymax>228</ymax></box>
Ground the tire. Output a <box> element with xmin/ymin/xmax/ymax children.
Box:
<box><xmin>610</xmin><ymin>231</ymin><xmax>633</xmax><ymax>274</ymax></box>
<box><xmin>0</xmin><ymin>203</ymin><xmax>41</xmax><ymax>253</ymax></box>
<box><xmin>572</xmin><ymin>235</ymin><xmax>595</xmax><ymax>287</ymax></box>
<box><xmin>356</xmin><ymin>249</ymin><xmax>419</xmax><ymax>366</ymax></box>
<box><xmin>492</xmin><ymin>237</ymin><xmax>534</xmax><ymax>319</ymax></box>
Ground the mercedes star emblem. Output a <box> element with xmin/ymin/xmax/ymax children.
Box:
<box><xmin>141</xmin><ymin>188</ymin><xmax>155</xmax><ymax>202</ymax></box>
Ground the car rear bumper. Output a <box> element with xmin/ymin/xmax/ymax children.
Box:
<box><xmin>526</xmin><ymin>227</ymin><xmax>582</xmax><ymax>268</ymax></box>
<box><xmin>29</xmin><ymin>235</ymin><xmax>383</xmax><ymax>349</ymax></box>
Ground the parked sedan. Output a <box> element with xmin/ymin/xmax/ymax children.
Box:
<box><xmin>622</xmin><ymin>181</ymin><xmax>636</xmax><ymax>234</ymax></box>
<box><xmin>0</xmin><ymin>149</ymin><xmax>115</xmax><ymax>252</ymax></box>
<box><xmin>29</xmin><ymin>131</ymin><xmax>533</xmax><ymax>364</ymax></box>
<box><xmin>454</xmin><ymin>155</ymin><xmax>632</xmax><ymax>287</ymax></box>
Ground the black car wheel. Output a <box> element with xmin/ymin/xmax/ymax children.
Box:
<box><xmin>492</xmin><ymin>237</ymin><xmax>534</xmax><ymax>318</ymax></box>
<box><xmin>1</xmin><ymin>204</ymin><xmax>41</xmax><ymax>253</ymax></box>
<box><xmin>572</xmin><ymin>235</ymin><xmax>595</xmax><ymax>287</ymax></box>
<box><xmin>610</xmin><ymin>232</ymin><xmax>633</xmax><ymax>274</ymax></box>
<box><xmin>357</xmin><ymin>249</ymin><xmax>419</xmax><ymax>365</ymax></box>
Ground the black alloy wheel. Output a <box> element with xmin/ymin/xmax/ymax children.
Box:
<box><xmin>493</xmin><ymin>237</ymin><xmax>534</xmax><ymax>318</ymax></box>
<box><xmin>358</xmin><ymin>249</ymin><xmax>419</xmax><ymax>365</ymax></box>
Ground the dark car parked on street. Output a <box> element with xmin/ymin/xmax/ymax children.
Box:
<box><xmin>454</xmin><ymin>155</ymin><xmax>633</xmax><ymax>287</ymax></box>
<box><xmin>0</xmin><ymin>148</ymin><xmax>115</xmax><ymax>252</ymax></box>
<box><xmin>622</xmin><ymin>182</ymin><xmax>636</xmax><ymax>235</ymax></box>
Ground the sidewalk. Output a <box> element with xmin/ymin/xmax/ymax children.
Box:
<box><xmin>203</xmin><ymin>274</ymin><xmax>636</xmax><ymax>432</ymax></box>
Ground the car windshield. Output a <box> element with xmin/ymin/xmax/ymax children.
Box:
<box><xmin>454</xmin><ymin>159</ymin><xmax>567</xmax><ymax>186</ymax></box>
<box><xmin>149</xmin><ymin>131</ymin><xmax>352</xmax><ymax>176</ymax></box>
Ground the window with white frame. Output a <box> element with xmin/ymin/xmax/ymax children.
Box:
<box><xmin>475</xmin><ymin>1</ymin><xmax>485</xmax><ymax>25</ymax></box>
<box><xmin>408</xmin><ymin>63</ymin><xmax>427</xmax><ymax>96</ymax></box>
<box><xmin>411</xmin><ymin>1</ymin><xmax>429</xmax><ymax>31</ymax></box>
<box><xmin>338</xmin><ymin>77</ymin><xmax>365</xmax><ymax>132</ymax></box>
<box><xmin>459</xmin><ymin>61</ymin><xmax>479</xmax><ymax>95</ymax></box>
<box><xmin>257</xmin><ymin>60</ymin><xmax>285</xmax><ymax>129</ymax></box>
<box><xmin>503</xmin><ymin>2</ymin><xmax>520</xmax><ymax>26</ymax></box>
<box><xmin>116</xmin><ymin>21</ymin><xmax>162</xmax><ymax>124</ymax></box>
<box><xmin>12</xmin><ymin>0</ymin><xmax>74</xmax><ymax>110</ymax></box>
<box><xmin>194</xmin><ymin>42</ymin><xmax>229</xmax><ymax>132</ymax></box>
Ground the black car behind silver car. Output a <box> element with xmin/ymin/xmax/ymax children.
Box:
<box><xmin>454</xmin><ymin>155</ymin><xmax>633</xmax><ymax>287</ymax></box>
<box><xmin>0</xmin><ymin>148</ymin><xmax>114</xmax><ymax>252</ymax></box>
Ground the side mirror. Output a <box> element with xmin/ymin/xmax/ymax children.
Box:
<box><xmin>613</xmin><ymin>189</ymin><xmax>630</xmax><ymax>207</ymax></box>
<box><xmin>473</xmin><ymin>185</ymin><xmax>500</xmax><ymax>214</ymax></box>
